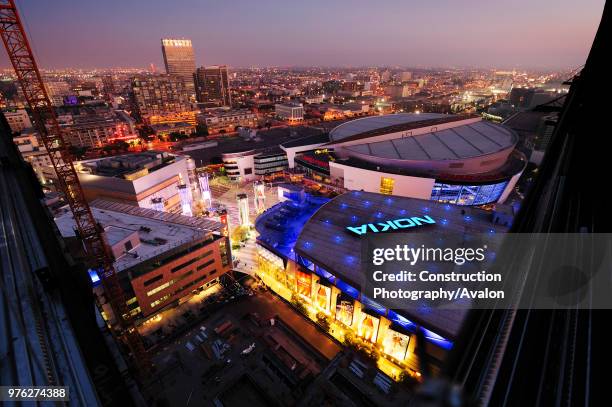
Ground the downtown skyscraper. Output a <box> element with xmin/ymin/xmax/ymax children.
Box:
<box><xmin>161</xmin><ymin>38</ymin><xmax>196</xmax><ymax>94</ymax></box>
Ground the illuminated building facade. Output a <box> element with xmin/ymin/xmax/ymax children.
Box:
<box><xmin>130</xmin><ymin>75</ymin><xmax>193</xmax><ymax>125</ymax></box>
<box><xmin>275</xmin><ymin>102</ymin><xmax>304</xmax><ymax>122</ymax></box>
<box><xmin>161</xmin><ymin>38</ymin><xmax>196</xmax><ymax>94</ymax></box>
<box><xmin>70</xmin><ymin>151</ymin><xmax>200</xmax><ymax>213</ymax></box>
<box><xmin>293</xmin><ymin>113</ymin><xmax>526</xmax><ymax>206</ymax></box>
<box><xmin>55</xmin><ymin>200</ymin><xmax>231</xmax><ymax>319</ymax></box>
<box><xmin>194</xmin><ymin>65</ymin><xmax>231</xmax><ymax>107</ymax></box>
<box><xmin>61</xmin><ymin>109</ymin><xmax>138</xmax><ymax>148</ymax></box>
<box><xmin>2</xmin><ymin>108</ymin><xmax>32</xmax><ymax>132</ymax></box>
<box><xmin>255</xmin><ymin>190</ymin><xmax>509</xmax><ymax>376</ymax></box>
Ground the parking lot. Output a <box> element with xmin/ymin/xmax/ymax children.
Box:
<box><xmin>145</xmin><ymin>286</ymin><xmax>342</xmax><ymax>406</ymax></box>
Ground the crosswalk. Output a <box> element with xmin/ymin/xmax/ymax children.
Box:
<box><xmin>232</xmin><ymin>239</ymin><xmax>258</xmax><ymax>276</ymax></box>
<box><xmin>209</xmin><ymin>183</ymin><xmax>280</xmax><ymax>227</ymax></box>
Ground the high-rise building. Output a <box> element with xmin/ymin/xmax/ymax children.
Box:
<box><xmin>130</xmin><ymin>75</ymin><xmax>194</xmax><ymax>125</ymax></box>
<box><xmin>194</xmin><ymin>65</ymin><xmax>232</xmax><ymax>107</ymax></box>
<box><xmin>161</xmin><ymin>38</ymin><xmax>196</xmax><ymax>94</ymax></box>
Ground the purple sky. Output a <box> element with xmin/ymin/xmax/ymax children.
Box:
<box><xmin>0</xmin><ymin>0</ymin><xmax>605</xmax><ymax>70</ymax></box>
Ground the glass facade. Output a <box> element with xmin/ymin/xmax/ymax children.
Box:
<box><xmin>380</xmin><ymin>177</ymin><xmax>395</xmax><ymax>195</ymax></box>
<box><xmin>430</xmin><ymin>180</ymin><xmax>508</xmax><ymax>206</ymax></box>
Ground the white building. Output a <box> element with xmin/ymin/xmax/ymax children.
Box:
<box><xmin>274</xmin><ymin>103</ymin><xmax>304</xmax><ymax>122</ymax></box>
<box><xmin>3</xmin><ymin>109</ymin><xmax>32</xmax><ymax>133</ymax></box>
<box><xmin>222</xmin><ymin>150</ymin><xmax>257</xmax><ymax>182</ymax></box>
<box><xmin>293</xmin><ymin>113</ymin><xmax>527</xmax><ymax>206</ymax></box>
<box><xmin>12</xmin><ymin>128</ymin><xmax>54</xmax><ymax>184</ymax></box>
<box><xmin>66</xmin><ymin>152</ymin><xmax>200</xmax><ymax>213</ymax></box>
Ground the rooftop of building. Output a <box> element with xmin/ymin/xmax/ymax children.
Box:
<box><xmin>503</xmin><ymin>110</ymin><xmax>558</xmax><ymax>135</ymax></box>
<box><xmin>54</xmin><ymin>199</ymin><xmax>223</xmax><ymax>273</ymax></box>
<box><xmin>280</xmin><ymin>132</ymin><xmax>330</xmax><ymax>149</ymax></box>
<box><xmin>293</xmin><ymin>191</ymin><xmax>509</xmax><ymax>340</ymax></box>
<box><xmin>329</xmin><ymin>113</ymin><xmax>454</xmax><ymax>142</ymax></box>
<box><xmin>255</xmin><ymin>191</ymin><xmax>331</xmax><ymax>260</ymax></box>
<box><xmin>327</xmin><ymin>113</ymin><xmax>518</xmax><ymax>161</ymax></box>
<box><xmin>77</xmin><ymin>151</ymin><xmax>183</xmax><ymax>179</ymax></box>
<box><xmin>343</xmin><ymin>119</ymin><xmax>516</xmax><ymax>161</ymax></box>
<box><xmin>190</xmin><ymin>126</ymin><xmax>325</xmax><ymax>163</ymax></box>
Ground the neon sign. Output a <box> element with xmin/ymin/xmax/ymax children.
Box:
<box><xmin>346</xmin><ymin>215</ymin><xmax>435</xmax><ymax>235</ymax></box>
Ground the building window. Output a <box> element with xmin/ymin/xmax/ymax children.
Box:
<box><xmin>124</xmin><ymin>240</ymin><xmax>133</xmax><ymax>252</ymax></box>
<box><xmin>380</xmin><ymin>177</ymin><xmax>395</xmax><ymax>195</ymax></box>
<box><xmin>143</xmin><ymin>274</ymin><xmax>163</xmax><ymax>287</ymax></box>
<box><xmin>430</xmin><ymin>181</ymin><xmax>509</xmax><ymax>206</ymax></box>
<box><xmin>244</xmin><ymin>167</ymin><xmax>253</xmax><ymax>175</ymax></box>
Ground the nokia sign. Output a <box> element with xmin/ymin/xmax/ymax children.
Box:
<box><xmin>346</xmin><ymin>215</ymin><xmax>436</xmax><ymax>236</ymax></box>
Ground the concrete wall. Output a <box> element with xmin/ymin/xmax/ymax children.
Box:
<box><xmin>330</xmin><ymin>162</ymin><xmax>435</xmax><ymax>200</ymax></box>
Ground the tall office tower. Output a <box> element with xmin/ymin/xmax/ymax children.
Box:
<box><xmin>194</xmin><ymin>65</ymin><xmax>232</xmax><ymax>107</ymax></box>
<box><xmin>161</xmin><ymin>38</ymin><xmax>196</xmax><ymax>94</ymax></box>
<box><xmin>130</xmin><ymin>75</ymin><xmax>194</xmax><ymax>125</ymax></box>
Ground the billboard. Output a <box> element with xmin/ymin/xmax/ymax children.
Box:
<box><xmin>314</xmin><ymin>283</ymin><xmax>331</xmax><ymax>312</ymax></box>
<box><xmin>382</xmin><ymin>329</ymin><xmax>410</xmax><ymax>361</ymax></box>
<box><xmin>296</xmin><ymin>269</ymin><xmax>312</xmax><ymax>297</ymax></box>
<box><xmin>357</xmin><ymin>313</ymin><xmax>380</xmax><ymax>343</ymax></box>
<box><xmin>335</xmin><ymin>293</ymin><xmax>354</xmax><ymax>326</ymax></box>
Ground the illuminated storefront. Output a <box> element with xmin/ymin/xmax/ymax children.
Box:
<box><xmin>255</xmin><ymin>190</ymin><xmax>510</xmax><ymax>378</ymax></box>
<box><xmin>430</xmin><ymin>180</ymin><xmax>509</xmax><ymax>206</ymax></box>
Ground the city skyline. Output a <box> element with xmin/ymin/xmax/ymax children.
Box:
<box><xmin>0</xmin><ymin>0</ymin><xmax>604</xmax><ymax>70</ymax></box>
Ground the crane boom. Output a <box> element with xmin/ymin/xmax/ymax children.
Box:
<box><xmin>0</xmin><ymin>0</ymin><xmax>150</xmax><ymax>377</ymax></box>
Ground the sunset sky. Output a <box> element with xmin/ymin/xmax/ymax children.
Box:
<box><xmin>0</xmin><ymin>0</ymin><xmax>605</xmax><ymax>69</ymax></box>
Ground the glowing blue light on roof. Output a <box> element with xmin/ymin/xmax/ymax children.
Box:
<box><xmin>385</xmin><ymin>198</ymin><xmax>393</xmax><ymax>204</ymax></box>
<box><xmin>423</xmin><ymin>206</ymin><xmax>430</xmax><ymax>212</ymax></box>
<box><xmin>334</xmin><ymin>235</ymin><xmax>343</xmax><ymax>244</ymax></box>
<box><xmin>375</xmin><ymin>211</ymin><xmax>384</xmax><ymax>219</ymax></box>
<box><xmin>421</xmin><ymin>327</ymin><xmax>453</xmax><ymax>350</ymax></box>
<box><xmin>364</xmin><ymin>200</ymin><xmax>371</xmax><ymax>207</ymax></box>
<box><xmin>345</xmin><ymin>255</ymin><xmax>356</xmax><ymax>264</ymax></box>
<box><xmin>315</xmin><ymin>265</ymin><xmax>336</xmax><ymax>283</ymax></box>
<box><xmin>441</xmin><ymin>219</ymin><xmax>448</xmax><ymax>225</ymax></box>
<box><xmin>399</xmin><ymin>209</ymin><xmax>407</xmax><ymax>215</ymax></box>
<box><xmin>361</xmin><ymin>295</ymin><xmax>386</xmax><ymax>316</ymax></box>
<box><xmin>445</xmin><ymin>204</ymin><xmax>451</xmax><ymax>211</ymax></box>
<box><xmin>335</xmin><ymin>279</ymin><xmax>359</xmax><ymax>299</ymax></box>
<box><xmin>88</xmin><ymin>269</ymin><xmax>101</xmax><ymax>287</ymax></box>
<box><xmin>387</xmin><ymin>311</ymin><xmax>417</xmax><ymax>332</ymax></box>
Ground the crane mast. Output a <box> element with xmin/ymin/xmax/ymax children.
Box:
<box><xmin>0</xmin><ymin>0</ymin><xmax>150</xmax><ymax>377</ymax></box>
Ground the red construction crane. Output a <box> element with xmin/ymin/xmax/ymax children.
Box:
<box><xmin>0</xmin><ymin>0</ymin><xmax>151</xmax><ymax>377</ymax></box>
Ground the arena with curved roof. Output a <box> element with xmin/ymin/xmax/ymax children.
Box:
<box><xmin>294</xmin><ymin>113</ymin><xmax>526</xmax><ymax>206</ymax></box>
